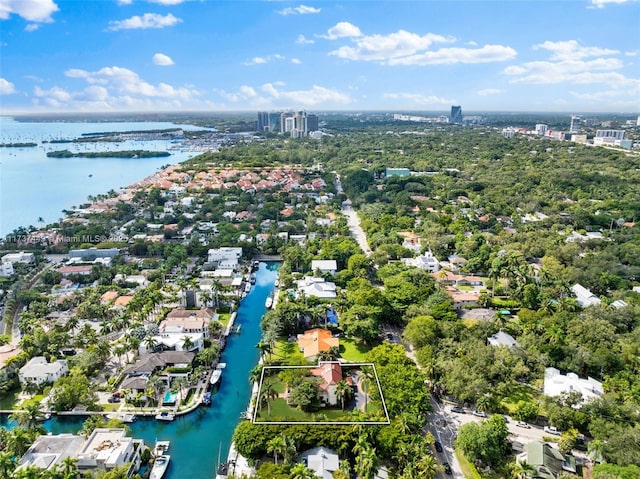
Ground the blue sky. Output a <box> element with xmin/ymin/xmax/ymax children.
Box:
<box><xmin>1</xmin><ymin>0</ymin><xmax>639</xmax><ymax>113</ymax></box>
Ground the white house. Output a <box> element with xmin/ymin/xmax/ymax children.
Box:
<box><xmin>19</xmin><ymin>356</ymin><xmax>68</xmax><ymax>386</ymax></box>
<box><xmin>0</xmin><ymin>262</ymin><xmax>14</xmax><ymax>277</ymax></box>
<box><xmin>2</xmin><ymin>251</ymin><xmax>35</xmax><ymax>264</ymax></box>
<box><xmin>76</xmin><ymin>428</ymin><xmax>144</xmax><ymax>474</ymax></box>
<box><xmin>414</xmin><ymin>251</ymin><xmax>441</xmax><ymax>272</ymax></box>
<box><xmin>311</xmin><ymin>260</ymin><xmax>338</xmax><ymax>275</ymax></box>
<box><xmin>571</xmin><ymin>284</ymin><xmax>601</xmax><ymax>308</ymax></box>
<box><xmin>544</xmin><ymin>367</ymin><xmax>603</xmax><ymax>406</ymax></box>
<box><xmin>296</xmin><ymin>277</ymin><xmax>337</xmax><ymax>299</ymax></box>
<box><xmin>300</xmin><ymin>447</ymin><xmax>340</xmax><ymax>479</ymax></box>
<box><xmin>488</xmin><ymin>330</ymin><xmax>519</xmax><ymax>349</ymax></box>
<box><xmin>207</xmin><ymin>247</ymin><xmax>242</xmax><ymax>267</ymax></box>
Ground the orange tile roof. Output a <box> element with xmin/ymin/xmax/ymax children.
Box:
<box><xmin>310</xmin><ymin>362</ymin><xmax>343</xmax><ymax>391</ymax></box>
<box><xmin>296</xmin><ymin>328</ymin><xmax>339</xmax><ymax>358</ymax></box>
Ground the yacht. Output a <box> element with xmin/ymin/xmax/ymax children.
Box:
<box><xmin>154</xmin><ymin>441</ymin><xmax>170</xmax><ymax>457</ymax></box>
<box><xmin>155</xmin><ymin>411</ymin><xmax>175</xmax><ymax>422</ymax></box>
<box><xmin>149</xmin><ymin>454</ymin><xmax>170</xmax><ymax>479</ymax></box>
<box><xmin>265</xmin><ymin>296</ymin><xmax>273</xmax><ymax>309</ymax></box>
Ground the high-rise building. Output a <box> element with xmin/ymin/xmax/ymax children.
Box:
<box><xmin>268</xmin><ymin>112</ymin><xmax>281</xmax><ymax>132</ymax></box>
<box><xmin>450</xmin><ymin>105</ymin><xmax>462</xmax><ymax>124</ymax></box>
<box><xmin>535</xmin><ymin>124</ymin><xmax>548</xmax><ymax>136</ymax></box>
<box><xmin>307</xmin><ymin>114</ymin><xmax>319</xmax><ymax>133</ymax></box>
<box><xmin>257</xmin><ymin>112</ymin><xmax>269</xmax><ymax>132</ymax></box>
<box><xmin>280</xmin><ymin>112</ymin><xmax>294</xmax><ymax>133</ymax></box>
<box><xmin>595</xmin><ymin>129</ymin><xmax>625</xmax><ymax>139</ymax></box>
<box><xmin>570</xmin><ymin>115</ymin><xmax>581</xmax><ymax>133</ymax></box>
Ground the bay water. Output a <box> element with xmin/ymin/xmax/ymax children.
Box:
<box><xmin>0</xmin><ymin>117</ymin><xmax>204</xmax><ymax>236</ymax></box>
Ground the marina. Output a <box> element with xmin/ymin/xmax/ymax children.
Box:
<box><xmin>0</xmin><ymin>262</ymin><xmax>278</xmax><ymax>479</ymax></box>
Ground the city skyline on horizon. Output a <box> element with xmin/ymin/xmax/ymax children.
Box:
<box><xmin>1</xmin><ymin>0</ymin><xmax>639</xmax><ymax>114</ymax></box>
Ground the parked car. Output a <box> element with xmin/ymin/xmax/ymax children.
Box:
<box><xmin>107</xmin><ymin>396</ymin><xmax>120</xmax><ymax>403</ymax></box>
<box><xmin>443</xmin><ymin>463</ymin><xmax>453</xmax><ymax>475</ymax></box>
<box><xmin>450</xmin><ymin>406</ymin><xmax>465</xmax><ymax>414</ymax></box>
<box><xmin>473</xmin><ymin>410</ymin><xmax>487</xmax><ymax>417</ymax></box>
<box><xmin>544</xmin><ymin>425</ymin><xmax>562</xmax><ymax>436</ymax></box>
<box><xmin>516</xmin><ymin>421</ymin><xmax>531</xmax><ymax>428</ymax></box>
<box><xmin>434</xmin><ymin>441</ymin><xmax>443</xmax><ymax>453</ymax></box>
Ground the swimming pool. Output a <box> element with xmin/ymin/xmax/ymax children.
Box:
<box><xmin>163</xmin><ymin>391</ymin><xmax>178</xmax><ymax>405</ymax></box>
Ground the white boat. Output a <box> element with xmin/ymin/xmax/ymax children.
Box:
<box><xmin>155</xmin><ymin>411</ymin><xmax>175</xmax><ymax>422</ymax></box>
<box><xmin>265</xmin><ymin>296</ymin><xmax>273</xmax><ymax>309</ymax></box>
<box><xmin>149</xmin><ymin>454</ymin><xmax>170</xmax><ymax>479</ymax></box>
<box><xmin>106</xmin><ymin>413</ymin><xmax>136</xmax><ymax>423</ymax></box>
<box><xmin>154</xmin><ymin>441</ymin><xmax>170</xmax><ymax>457</ymax></box>
<box><xmin>210</xmin><ymin>363</ymin><xmax>226</xmax><ymax>386</ymax></box>
<box><xmin>210</xmin><ymin>369</ymin><xmax>222</xmax><ymax>386</ymax></box>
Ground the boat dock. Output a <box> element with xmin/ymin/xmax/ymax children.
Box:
<box><xmin>223</xmin><ymin>312</ymin><xmax>237</xmax><ymax>337</ymax></box>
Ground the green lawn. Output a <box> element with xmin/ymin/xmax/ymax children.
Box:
<box><xmin>272</xmin><ymin>339</ymin><xmax>307</xmax><ymax>363</ymax></box>
<box><xmin>455</xmin><ymin>447</ymin><xmax>482</xmax><ymax>479</ymax></box>
<box><xmin>339</xmin><ymin>338</ymin><xmax>370</xmax><ymax>362</ymax></box>
<box><xmin>217</xmin><ymin>313</ymin><xmax>232</xmax><ymax>328</ymax></box>
<box><xmin>256</xmin><ymin>397</ymin><xmax>355</xmax><ymax>422</ymax></box>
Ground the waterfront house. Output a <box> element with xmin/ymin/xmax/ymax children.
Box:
<box><xmin>295</xmin><ymin>276</ymin><xmax>337</xmax><ymax>300</ymax></box>
<box><xmin>309</xmin><ymin>362</ymin><xmax>346</xmax><ymax>406</ymax></box>
<box><xmin>76</xmin><ymin>428</ymin><xmax>144</xmax><ymax>475</ymax></box>
<box><xmin>17</xmin><ymin>433</ymin><xmax>86</xmax><ymax>473</ymax></box>
<box><xmin>297</xmin><ymin>329</ymin><xmax>339</xmax><ymax>360</ymax></box>
<box><xmin>18</xmin><ymin>356</ymin><xmax>68</xmax><ymax>386</ymax></box>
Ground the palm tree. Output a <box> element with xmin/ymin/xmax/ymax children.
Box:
<box><xmin>587</xmin><ymin>439</ymin><xmax>605</xmax><ymax>464</ymax></box>
<box><xmin>267</xmin><ymin>434</ymin><xmax>286</xmax><ymax>465</ymax></box>
<box><xmin>359</xmin><ymin>374</ymin><xmax>372</xmax><ymax>412</ymax></box>
<box><xmin>335</xmin><ymin>380</ymin><xmax>353</xmax><ymax>410</ymax></box>
<box><xmin>182</xmin><ymin>335</ymin><xmax>195</xmax><ymax>351</ymax></box>
<box><xmin>512</xmin><ymin>460</ymin><xmax>536</xmax><ymax>479</ymax></box>
<box><xmin>260</xmin><ymin>380</ymin><xmax>278</xmax><ymax>417</ymax></box>
<box><xmin>0</xmin><ymin>451</ymin><xmax>16</xmax><ymax>478</ymax></box>
<box><xmin>412</xmin><ymin>454</ymin><xmax>440</xmax><ymax>479</ymax></box>
<box><xmin>354</xmin><ymin>444</ymin><xmax>378</xmax><ymax>479</ymax></box>
<box><xmin>282</xmin><ymin>434</ymin><xmax>297</xmax><ymax>464</ymax></box>
<box><xmin>143</xmin><ymin>335</ymin><xmax>158</xmax><ymax>353</ymax></box>
<box><xmin>11</xmin><ymin>401</ymin><xmax>45</xmax><ymax>431</ymax></box>
<box><xmin>289</xmin><ymin>462</ymin><xmax>318</xmax><ymax>479</ymax></box>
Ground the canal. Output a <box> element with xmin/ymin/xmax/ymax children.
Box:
<box><xmin>2</xmin><ymin>262</ymin><xmax>277</xmax><ymax>479</ymax></box>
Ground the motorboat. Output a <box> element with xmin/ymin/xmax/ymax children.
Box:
<box><xmin>210</xmin><ymin>363</ymin><xmax>226</xmax><ymax>386</ymax></box>
<box><xmin>154</xmin><ymin>441</ymin><xmax>170</xmax><ymax>457</ymax></box>
<box><xmin>265</xmin><ymin>296</ymin><xmax>273</xmax><ymax>309</ymax></box>
<box><xmin>202</xmin><ymin>391</ymin><xmax>212</xmax><ymax>406</ymax></box>
<box><xmin>155</xmin><ymin>411</ymin><xmax>175</xmax><ymax>422</ymax></box>
<box><xmin>106</xmin><ymin>413</ymin><xmax>136</xmax><ymax>423</ymax></box>
<box><xmin>149</xmin><ymin>454</ymin><xmax>170</xmax><ymax>479</ymax></box>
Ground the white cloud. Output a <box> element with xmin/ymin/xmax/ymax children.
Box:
<box><xmin>260</xmin><ymin>83</ymin><xmax>352</xmax><ymax>106</ymax></box>
<box><xmin>278</xmin><ymin>5</ymin><xmax>321</xmax><ymax>15</ymax></box>
<box><xmin>153</xmin><ymin>53</ymin><xmax>175</xmax><ymax>66</ymax></box>
<box><xmin>296</xmin><ymin>34</ymin><xmax>314</xmax><ymax>45</ymax></box>
<box><xmin>383</xmin><ymin>92</ymin><xmax>454</xmax><ymax>105</ymax></box>
<box><xmin>24</xmin><ymin>23</ymin><xmax>39</xmax><ymax>32</ymax></box>
<box><xmin>624</xmin><ymin>50</ymin><xmax>639</xmax><ymax>56</ymax></box>
<box><xmin>329</xmin><ymin>29</ymin><xmax>454</xmax><ymax>62</ymax></box>
<box><xmin>321</xmin><ymin>22</ymin><xmax>362</xmax><ymax>40</ymax></box>
<box><xmin>107</xmin><ymin>13</ymin><xmax>182</xmax><ymax>31</ymax></box>
<box><xmin>291</xmin><ymin>58</ymin><xmax>302</xmax><ymax>64</ymax></box>
<box><xmin>116</xmin><ymin>0</ymin><xmax>132</xmax><ymax>4</ymax></box>
<box><xmin>0</xmin><ymin>77</ymin><xmax>17</xmax><ymax>94</ymax></box>
<box><xmin>244</xmin><ymin>54</ymin><xmax>284</xmax><ymax>66</ymax></box>
<box><xmin>389</xmin><ymin>44</ymin><xmax>516</xmax><ymax>65</ymax></box>
<box><xmin>590</xmin><ymin>0</ymin><xmax>638</xmax><ymax>8</ymax></box>
<box><xmin>533</xmin><ymin>40</ymin><xmax>618</xmax><ymax>60</ymax></box>
<box><xmin>0</xmin><ymin>0</ymin><xmax>59</xmax><ymax>22</ymax></box>
<box><xmin>477</xmin><ymin>88</ymin><xmax>503</xmax><ymax>96</ymax></box>
<box><xmin>216</xmin><ymin>83</ymin><xmax>351</xmax><ymax>107</ymax></box>
<box><xmin>65</xmin><ymin>66</ymin><xmax>197</xmax><ymax>100</ymax></box>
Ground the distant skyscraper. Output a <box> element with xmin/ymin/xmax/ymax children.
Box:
<box><xmin>450</xmin><ymin>105</ymin><xmax>462</xmax><ymax>124</ymax></box>
<box><xmin>280</xmin><ymin>112</ymin><xmax>294</xmax><ymax>133</ymax></box>
<box><xmin>535</xmin><ymin>124</ymin><xmax>548</xmax><ymax>136</ymax></box>
<box><xmin>570</xmin><ymin>115</ymin><xmax>581</xmax><ymax>133</ymax></box>
<box><xmin>306</xmin><ymin>114</ymin><xmax>319</xmax><ymax>133</ymax></box>
<box><xmin>257</xmin><ymin>112</ymin><xmax>269</xmax><ymax>132</ymax></box>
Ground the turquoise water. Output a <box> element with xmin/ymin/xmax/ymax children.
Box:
<box><xmin>0</xmin><ymin>117</ymin><xmax>205</xmax><ymax>236</ymax></box>
<box><xmin>163</xmin><ymin>391</ymin><xmax>178</xmax><ymax>405</ymax></box>
<box><xmin>1</xmin><ymin>262</ymin><xmax>277</xmax><ymax>478</ymax></box>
